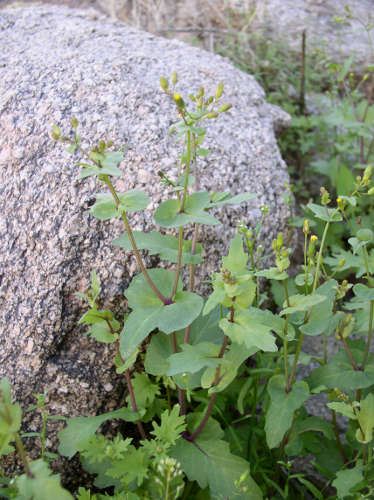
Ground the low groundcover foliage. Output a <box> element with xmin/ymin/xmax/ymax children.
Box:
<box><xmin>1</xmin><ymin>70</ymin><xmax>374</xmax><ymax>499</ymax></box>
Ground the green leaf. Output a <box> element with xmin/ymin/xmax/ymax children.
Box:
<box><xmin>115</xmin><ymin>348</ymin><xmax>139</xmax><ymax>374</ymax></box>
<box><xmin>356</xmin><ymin>393</ymin><xmax>374</xmax><ymax>444</ymax></box>
<box><xmin>90</xmin><ymin>190</ymin><xmax>150</xmax><ymax>220</ymax></box>
<box><xmin>308</xmin><ymin>342</ymin><xmax>374</xmax><ymax>392</ymax></box>
<box><xmin>16</xmin><ymin>459</ymin><xmax>74</xmax><ymax>500</ymax></box>
<box><xmin>219</xmin><ymin>309</ymin><xmax>277</xmax><ymax>352</ymax></box>
<box><xmin>299</xmin><ymin>280</ymin><xmax>339</xmax><ymax>336</ymax></box>
<box><xmin>0</xmin><ymin>379</ymin><xmax>22</xmax><ymax>456</ymax></box>
<box><xmin>120</xmin><ymin>269</ymin><xmax>203</xmax><ymax>359</ymax></box>
<box><xmin>150</xmin><ymin>405</ymin><xmax>186</xmax><ymax>446</ymax></box>
<box><xmin>113</xmin><ymin>230</ymin><xmax>203</xmax><ymax>265</ymax></box>
<box><xmin>87</xmin><ymin>322</ymin><xmax>118</xmax><ymax>343</ymax></box>
<box><xmin>265</xmin><ymin>375</ymin><xmax>310</xmax><ymax>449</ymax></box>
<box><xmin>78</xmin><ymin>308</ymin><xmax>114</xmax><ymax>325</ymax></box>
<box><xmin>255</xmin><ymin>267</ymin><xmax>289</xmax><ymax>281</ymax></box>
<box><xmin>128</xmin><ymin>373</ymin><xmax>160</xmax><ymax>410</ymax></box>
<box><xmin>154</xmin><ymin>192</ymin><xmax>219</xmax><ymax>228</ymax></box>
<box><xmin>307</xmin><ymin>203</ymin><xmax>342</xmax><ymax>223</ymax></box>
<box><xmin>145</xmin><ymin>306</ymin><xmax>224</xmax><ymax>377</ymax></box>
<box><xmin>353</xmin><ymin>283</ymin><xmax>374</xmax><ymax>300</ymax></box>
<box><xmin>170</xmin><ymin>420</ymin><xmax>262</xmax><ymax>500</ymax></box>
<box><xmin>79</xmin><ymin>164</ymin><xmax>122</xmax><ymax>179</ymax></box>
<box><xmin>167</xmin><ymin>343</ymin><xmax>222</xmax><ymax>376</ymax></box>
<box><xmin>332</xmin><ymin>461</ymin><xmax>364</xmax><ymax>499</ymax></box>
<box><xmin>58</xmin><ymin>407</ymin><xmax>144</xmax><ymax>458</ymax></box>
<box><xmin>280</xmin><ymin>294</ymin><xmax>326</xmax><ymax>316</ymax></box>
<box><xmin>327</xmin><ymin>402</ymin><xmax>357</xmax><ymax>420</ymax></box>
<box><xmin>221</xmin><ymin>234</ymin><xmax>248</xmax><ymax>275</ymax></box>
<box><xmin>245</xmin><ymin>307</ymin><xmax>295</xmax><ymax>341</ymax></box>
<box><xmin>117</xmin><ymin>190</ymin><xmax>150</xmax><ymax>212</ymax></box>
<box><xmin>202</xmin><ymin>342</ymin><xmax>257</xmax><ymax>393</ymax></box>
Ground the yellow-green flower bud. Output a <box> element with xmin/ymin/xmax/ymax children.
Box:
<box><xmin>216</xmin><ymin>82</ymin><xmax>224</xmax><ymax>99</ymax></box>
<box><xmin>205</xmin><ymin>112</ymin><xmax>219</xmax><ymax>119</ymax></box>
<box><xmin>189</xmin><ymin>94</ymin><xmax>196</xmax><ymax>102</ymax></box>
<box><xmin>368</xmin><ymin>187</ymin><xmax>374</xmax><ymax>195</ymax></box>
<box><xmin>173</xmin><ymin>93</ymin><xmax>185</xmax><ymax>109</ymax></box>
<box><xmin>198</xmin><ymin>87</ymin><xmax>204</xmax><ymax>98</ymax></box>
<box><xmin>160</xmin><ymin>77</ymin><xmax>169</xmax><ymax>91</ymax></box>
<box><xmin>303</xmin><ymin>219</ymin><xmax>310</xmax><ymax>235</ymax></box>
<box><xmin>338</xmin><ymin>258</ymin><xmax>346</xmax><ymax>268</ymax></box>
<box><xmin>71</xmin><ymin>117</ymin><xmax>78</xmax><ymax>129</ymax></box>
<box><xmin>171</xmin><ymin>72</ymin><xmax>178</xmax><ymax>85</ymax></box>
<box><xmin>320</xmin><ymin>187</ymin><xmax>331</xmax><ymax>205</ymax></box>
<box><xmin>52</xmin><ymin>125</ymin><xmax>61</xmax><ymax>139</ymax></box>
<box><xmin>219</xmin><ymin>103</ymin><xmax>232</xmax><ymax>112</ymax></box>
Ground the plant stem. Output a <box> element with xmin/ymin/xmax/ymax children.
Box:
<box><xmin>184</xmin><ymin>224</ymin><xmax>200</xmax><ymax>344</ymax></box>
<box><xmin>361</xmin><ymin>299</ymin><xmax>374</xmax><ymax>369</ymax></box>
<box><xmin>312</xmin><ymin>221</ymin><xmax>330</xmax><ymax>295</ymax></box>
<box><xmin>283</xmin><ymin>280</ymin><xmax>290</xmax><ymax>386</ymax></box>
<box><xmin>111</xmin><ymin>320</ymin><xmax>146</xmax><ymax>440</ymax></box>
<box><xmin>170</xmin><ymin>332</ymin><xmax>186</xmax><ymax>415</ymax></box>
<box><xmin>342</xmin><ymin>337</ymin><xmax>359</xmax><ymax>371</ymax></box>
<box><xmin>124</xmin><ymin>369</ymin><xmax>146</xmax><ymax>440</ymax></box>
<box><xmin>172</xmin><ymin>227</ymin><xmax>184</xmax><ymax>298</ymax></box>
<box><xmin>287</xmin><ymin>221</ymin><xmax>330</xmax><ymax>389</ymax></box>
<box><xmin>188</xmin><ymin>334</ymin><xmax>230</xmax><ymax>441</ymax></box>
<box><xmin>14</xmin><ymin>432</ymin><xmax>34</xmax><ymax>478</ymax></box>
<box><xmin>104</xmin><ymin>176</ymin><xmax>168</xmax><ymax>304</ymax></box>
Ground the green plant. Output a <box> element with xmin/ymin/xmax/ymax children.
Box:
<box><xmin>2</xmin><ymin>67</ymin><xmax>374</xmax><ymax>499</ymax></box>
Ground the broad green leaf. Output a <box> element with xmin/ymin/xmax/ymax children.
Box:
<box><xmin>58</xmin><ymin>407</ymin><xmax>144</xmax><ymax>458</ymax></box>
<box><xmin>115</xmin><ymin>348</ymin><xmax>139</xmax><ymax>374</ymax></box>
<box><xmin>327</xmin><ymin>402</ymin><xmax>357</xmax><ymax>420</ymax></box>
<box><xmin>90</xmin><ymin>193</ymin><xmax>118</xmax><ymax>220</ymax></box>
<box><xmin>353</xmin><ymin>283</ymin><xmax>374</xmax><ymax>300</ymax></box>
<box><xmin>221</xmin><ymin>234</ymin><xmax>248</xmax><ymax>275</ymax></box>
<box><xmin>154</xmin><ymin>192</ymin><xmax>219</xmax><ymax>228</ymax></box>
<box><xmin>86</xmin><ymin>322</ymin><xmax>118</xmax><ymax>343</ymax></box>
<box><xmin>113</xmin><ymin>230</ymin><xmax>203</xmax><ymax>264</ymax></box>
<box><xmin>219</xmin><ymin>309</ymin><xmax>277</xmax><ymax>352</ymax></box>
<box><xmin>16</xmin><ymin>459</ymin><xmax>73</xmax><ymax>500</ymax></box>
<box><xmin>300</xmin><ymin>280</ymin><xmax>339</xmax><ymax>336</ymax></box>
<box><xmin>118</xmin><ymin>190</ymin><xmax>150</xmax><ymax>212</ymax></box>
<box><xmin>307</xmin><ymin>203</ymin><xmax>342</xmax><ymax>222</ymax></box>
<box><xmin>356</xmin><ymin>393</ymin><xmax>374</xmax><ymax>444</ymax></box>
<box><xmin>245</xmin><ymin>307</ymin><xmax>295</xmax><ymax>341</ymax></box>
<box><xmin>90</xmin><ymin>190</ymin><xmax>150</xmax><ymax>220</ymax></box>
<box><xmin>332</xmin><ymin>461</ymin><xmax>364</xmax><ymax>499</ymax></box>
<box><xmin>280</xmin><ymin>294</ymin><xmax>326</xmax><ymax>316</ymax></box>
<box><xmin>255</xmin><ymin>267</ymin><xmax>289</xmax><ymax>281</ymax></box>
<box><xmin>203</xmin><ymin>342</ymin><xmax>258</xmax><ymax>393</ymax></box>
<box><xmin>308</xmin><ymin>342</ymin><xmax>374</xmax><ymax>392</ymax></box>
<box><xmin>167</xmin><ymin>342</ymin><xmax>222</xmax><ymax>375</ymax></box>
<box><xmin>170</xmin><ymin>421</ymin><xmax>262</xmax><ymax>500</ymax></box>
<box><xmin>78</xmin><ymin>308</ymin><xmax>114</xmax><ymax>325</ymax></box>
<box><xmin>289</xmin><ymin>416</ymin><xmax>335</xmax><ymax>441</ymax></box>
<box><xmin>203</xmin><ymin>287</ymin><xmax>226</xmax><ymax>316</ymax></box>
<box><xmin>145</xmin><ymin>308</ymin><xmax>224</xmax><ymax>384</ymax></box>
<box><xmin>120</xmin><ymin>269</ymin><xmax>203</xmax><ymax>359</ymax></box>
<box><xmin>265</xmin><ymin>375</ymin><xmax>309</xmax><ymax>448</ymax></box>
<box><xmin>79</xmin><ymin>165</ymin><xmax>122</xmax><ymax>179</ymax></box>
